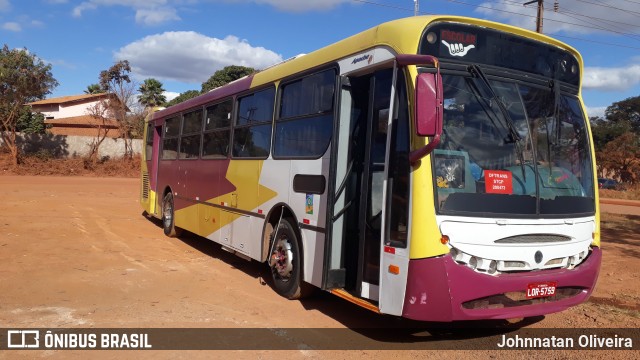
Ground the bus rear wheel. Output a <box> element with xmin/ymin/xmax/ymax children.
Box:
<box><xmin>162</xmin><ymin>192</ymin><xmax>181</xmax><ymax>237</ymax></box>
<box><xmin>269</xmin><ymin>219</ymin><xmax>308</xmax><ymax>299</ymax></box>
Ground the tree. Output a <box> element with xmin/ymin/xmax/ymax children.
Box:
<box><xmin>16</xmin><ymin>107</ymin><xmax>46</xmax><ymax>134</ymax></box>
<box><xmin>84</xmin><ymin>100</ymin><xmax>113</xmax><ymax>162</ymax></box>
<box><xmin>597</xmin><ymin>132</ymin><xmax>640</xmax><ymax>184</ymax></box>
<box><xmin>99</xmin><ymin>60</ymin><xmax>137</xmax><ymax>158</ymax></box>
<box><xmin>138</xmin><ymin>78</ymin><xmax>166</xmax><ymax>108</ymax></box>
<box><xmin>0</xmin><ymin>44</ymin><xmax>58</xmax><ymax>165</ymax></box>
<box><xmin>589</xmin><ymin>116</ymin><xmax>630</xmax><ymax>153</ymax></box>
<box><xmin>604</xmin><ymin>95</ymin><xmax>640</xmax><ymax>134</ymax></box>
<box><xmin>201</xmin><ymin>65</ymin><xmax>255</xmax><ymax>93</ymax></box>
<box><xmin>165</xmin><ymin>90</ymin><xmax>200</xmax><ymax>107</ymax></box>
<box><xmin>84</xmin><ymin>83</ymin><xmax>105</xmax><ymax>94</ymax></box>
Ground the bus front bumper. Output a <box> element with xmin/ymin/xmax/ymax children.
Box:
<box><xmin>401</xmin><ymin>247</ymin><xmax>601</xmax><ymax>322</ymax></box>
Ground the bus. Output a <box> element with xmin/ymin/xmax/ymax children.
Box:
<box><xmin>140</xmin><ymin>15</ymin><xmax>601</xmax><ymax>321</ymax></box>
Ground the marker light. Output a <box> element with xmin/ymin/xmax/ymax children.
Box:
<box><xmin>426</xmin><ymin>32</ymin><xmax>437</xmax><ymax>44</ymax></box>
<box><xmin>388</xmin><ymin>265</ymin><xmax>400</xmax><ymax>275</ymax></box>
<box><xmin>440</xmin><ymin>235</ymin><xmax>450</xmax><ymax>244</ymax></box>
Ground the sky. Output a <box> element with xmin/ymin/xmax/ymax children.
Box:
<box><xmin>1</xmin><ymin>0</ymin><xmax>639</xmax><ymax>118</ymax></box>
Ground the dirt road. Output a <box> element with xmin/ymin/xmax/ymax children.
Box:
<box><xmin>1</xmin><ymin>176</ymin><xmax>638</xmax><ymax>358</ymax></box>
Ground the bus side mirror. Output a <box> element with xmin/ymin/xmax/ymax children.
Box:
<box><xmin>415</xmin><ymin>72</ymin><xmax>443</xmax><ymax>137</ymax></box>
<box><xmin>408</xmin><ymin>72</ymin><xmax>443</xmax><ymax>163</ymax></box>
<box><xmin>395</xmin><ymin>54</ymin><xmax>444</xmax><ymax>163</ymax></box>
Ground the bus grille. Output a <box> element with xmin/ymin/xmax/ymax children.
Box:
<box><xmin>494</xmin><ymin>234</ymin><xmax>571</xmax><ymax>244</ymax></box>
<box><xmin>142</xmin><ymin>172</ymin><xmax>149</xmax><ymax>199</ymax></box>
<box><xmin>462</xmin><ymin>287</ymin><xmax>585</xmax><ymax>310</ymax></box>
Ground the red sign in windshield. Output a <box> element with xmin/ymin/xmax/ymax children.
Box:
<box><xmin>485</xmin><ymin>170</ymin><xmax>513</xmax><ymax>194</ymax></box>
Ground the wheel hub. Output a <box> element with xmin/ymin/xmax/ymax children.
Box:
<box><xmin>271</xmin><ymin>238</ymin><xmax>293</xmax><ymax>278</ymax></box>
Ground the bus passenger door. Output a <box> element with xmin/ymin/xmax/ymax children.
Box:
<box><xmin>144</xmin><ymin>123</ymin><xmax>162</xmax><ymax>216</ymax></box>
<box><xmin>327</xmin><ymin>66</ymin><xmax>410</xmax><ymax>315</ymax></box>
<box><xmin>327</xmin><ymin>68</ymin><xmax>395</xmax><ymax>301</ymax></box>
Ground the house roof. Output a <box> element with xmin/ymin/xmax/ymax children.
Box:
<box><xmin>44</xmin><ymin>115</ymin><xmax>119</xmax><ymax>127</ymax></box>
<box><xmin>27</xmin><ymin>93</ymin><xmax>112</xmax><ymax>106</ymax></box>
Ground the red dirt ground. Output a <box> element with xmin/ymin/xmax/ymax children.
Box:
<box><xmin>0</xmin><ymin>175</ymin><xmax>638</xmax><ymax>359</ymax></box>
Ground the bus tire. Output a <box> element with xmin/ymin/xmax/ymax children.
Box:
<box><xmin>269</xmin><ymin>219</ymin><xmax>309</xmax><ymax>299</ymax></box>
<box><xmin>162</xmin><ymin>192</ymin><xmax>182</xmax><ymax>237</ymax></box>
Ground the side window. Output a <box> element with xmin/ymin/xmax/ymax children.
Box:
<box><xmin>162</xmin><ymin>116</ymin><xmax>180</xmax><ymax>160</ymax></box>
<box><xmin>274</xmin><ymin>69</ymin><xmax>335</xmax><ymax>158</ymax></box>
<box><xmin>202</xmin><ymin>99</ymin><xmax>232</xmax><ymax>159</ymax></box>
<box><xmin>145</xmin><ymin>122</ymin><xmax>154</xmax><ymax>161</ymax></box>
<box><xmin>179</xmin><ymin>109</ymin><xmax>203</xmax><ymax>159</ymax></box>
<box><xmin>233</xmin><ymin>87</ymin><xmax>274</xmax><ymax>158</ymax></box>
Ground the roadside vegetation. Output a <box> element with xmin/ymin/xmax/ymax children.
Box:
<box><xmin>600</xmin><ymin>186</ymin><xmax>640</xmax><ymax>201</ymax></box>
<box><xmin>0</xmin><ymin>150</ymin><xmax>140</xmax><ymax>178</ymax></box>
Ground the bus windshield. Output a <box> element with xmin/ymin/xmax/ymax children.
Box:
<box><xmin>433</xmin><ymin>72</ymin><xmax>595</xmax><ymax>217</ymax></box>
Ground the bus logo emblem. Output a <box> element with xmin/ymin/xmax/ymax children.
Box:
<box><xmin>441</xmin><ymin>30</ymin><xmax>477</xmax><ymax>57</ymax></box>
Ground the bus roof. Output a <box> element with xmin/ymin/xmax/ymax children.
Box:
<box><xmin>151</xmin><ymin>15</ymin><xmax>582</xmax><ymax>122</ymax></box>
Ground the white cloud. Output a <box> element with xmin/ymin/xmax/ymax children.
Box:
<box><xmin>475</xmin><ymin>0</ymin><xmax>640</xmax><ymax>35</ymax></box>
<box><xmin>115</xmin><ymin>31</ymin><xmax>283</xmax><ymax>84</ymax></box>
<box><xmin>253</xmin><ymin>0</ymin><xmax>351</xmax><ymax>12</ymax></box>
<box><xmin>585</xmin><ymin>106</ymin><xmax>606</xmax><ymax>119</ymax></box>
<box><xmin>46</xmin><ymin>58</ymin><xmax>77</xmax><ymax>70</ymax></box>
<box><xmin>2</xmin><ymin>22</ymin><xmax>21</xmax><ymax>32</ymax></box>
<box><xmin>73</xmin><ymin>0</ymin><xmax>178</xmax><ymax>25</ymax></box>
<box><xmin>583</xmin><ymin>65</ymin><xmax>640</xmax><ymax>91</ymax></box>
<box><xmin>135</xmin><ymin>7</ymin><xmax>180</xmax><ymax>26</ymax></box>
<box><xmin>72</xmin><ymin>2</ymin><xmax>97</xmax><ymax>17</ymax></box>
<box><xmin>164</xmin><ymin>91</ymin><xmax>179</xmax><ymax>102</ymax></box>
<box><xmin>71</xmin><ymin>0</ymin><xmax>354</xmax><ymax>25</ymax></box>
<box><xmin>0</xmin><ymin>0</ymin><xmax>10</xmax><ymax>12</ymax></box>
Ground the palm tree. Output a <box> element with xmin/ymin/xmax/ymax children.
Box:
<box><xmin>138</xmin><ymin>78</ymin><xmax>167</xmax><ymax>108</ymax></box>
<box><xmin>84</xmin><ymin>83</ymin><xmax>105</xmax><ymax>94</ymax></box>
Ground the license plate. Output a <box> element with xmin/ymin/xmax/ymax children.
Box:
<box><xmin>526</xmin><ymin>281</ymin><xmax>557</xmax><ymax>299</ymax></box>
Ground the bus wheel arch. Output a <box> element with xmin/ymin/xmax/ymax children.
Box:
<box><xmin>161</xmin><ymin>187</ymin><xmax>182</xmax><ymax>238</ymax></box>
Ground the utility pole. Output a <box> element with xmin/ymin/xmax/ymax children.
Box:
<box><xmin>414</xmin><ymin>0</ymin><xmax>419</xmax><ymax>16</ymax></box>
<box><xmin>524</xmin><ymin>0</ymin><xmax>544</xmax><ymax>33</ymax></box>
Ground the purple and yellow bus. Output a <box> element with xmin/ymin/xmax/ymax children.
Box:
<box><xmin>141</xmin><ymin>16</ymin><xmax>601</xmax><ymax>321</ymax></box>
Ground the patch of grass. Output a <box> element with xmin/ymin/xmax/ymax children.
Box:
<box><xmin>600</xmin><ymin>183</ymin><xmax>640</xmax><ymax>201</ymax></box>
<box><xmin>590</xmin><ymin>302</ymin><xmax>640</xmax><ymax>319</ymax></box>
<box><xmin>0</xmin><ymin>152</ymin><xmax>140</xmax><ymax>178</ymax></box>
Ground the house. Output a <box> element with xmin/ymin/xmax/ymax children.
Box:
<box><xmin>27</xmin><ymin>93</ymin><xmax>124</xmax><ymax>138</ymax></box>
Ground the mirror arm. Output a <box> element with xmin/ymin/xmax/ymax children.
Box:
<box><xmin>409</xmin><ymin>133</ymin><xmax>441</xmax><ymax>164</ymax></box>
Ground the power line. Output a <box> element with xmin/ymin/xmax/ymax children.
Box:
<box><xmin>548</xmin><ymin>3</ymin><xmax>640</xmax><ymax>41</ymax></box>
<box><xmin>572</xmin><ymin>0</ymin><xmax>640</xmax><ymax>16</ymax></box>
<box><xmin>523</xmin><ymin>0</ymin><xmax>544</xmax><ymax>33</ymax></box>
<box><xmin>553</xmin><ymin>33</ymin><xmax>640</xmax><ymax>50</ymax></box>
<box><xmin>442</xmin><ymin>0</ymin><xmax>640</xmax><ymax>40</ymax></box>
<box><xmin>493</xmin><ymin>0</ymin><xmax>639</xmax><ymax>30</ymax></box>
<box><xmin>349</xmin><ymin>0</ymin><xmax>640</xmax><ymax>50</ymax></box>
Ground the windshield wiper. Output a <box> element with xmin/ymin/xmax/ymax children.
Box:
<box><xmin>468</xmin><ymin>64</ymin><xmax>527</xmax><ymax>180</ymax></box>
<box><xmin>468</xmin><ymin>65</ymin><xmax>521</xmax><ymax>143</ymax></box>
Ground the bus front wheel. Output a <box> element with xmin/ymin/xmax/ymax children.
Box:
<box><xmin>162</xmin><ymin>192</ymin><xmax>181</xmax><ymax>237</ymax></box>
<box><xmin>269</xmin><ymin>219</ymin><xmax>307</xmax><ymax>299</ymax></box>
